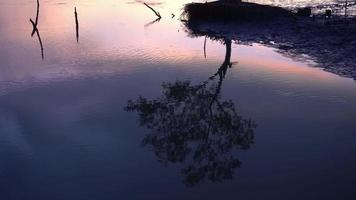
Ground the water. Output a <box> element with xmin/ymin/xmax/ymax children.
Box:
<box><xmin>0</xmin><ymin>0</ymin><xmax>356</xmax><ymax>199</ymax></box>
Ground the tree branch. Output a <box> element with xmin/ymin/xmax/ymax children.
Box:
<box><xmin>144</xmin><ymin>3</ymin><xmax>161</xmax><ymax>19</ymax></box>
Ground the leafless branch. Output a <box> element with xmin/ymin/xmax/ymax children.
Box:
<box><xmin>144</xmin><ymin>2</ymin><xmax>161</xmax><ymax>19</ymax></box>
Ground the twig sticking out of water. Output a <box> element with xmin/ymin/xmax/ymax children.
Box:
<box><xmin>143</xmin><ymin>2</ymin><xmax>161</xmax><ymax>19</ymax></box>
<box><xmin>204</xmin><ymin>36</ymin><xmax>207</xmax><ymax>59</ymax></box>
<box><xmin>29</xmin><ymin>18</ymin><xmax>37</xmax><ymax>35</ymax></box>
<box><xmin>75</xmin><ymin>7</ymin><xmax>79</xmax><ymax>43</ymax></box>
<box><xmin>30</xmin><ymin>0</ymin><xmax>40</xmax><ymax>36</ymax></box>
<box><xmin>344</xmin><ymin>0</ymin><xmax>349</xmax><ymax>19</ymax></box>
<box><xmin>29</xmin><ymin>0</ymin><xmax>44</xmax><ymax>60</ymax></box>
<box><xmin>35</xmin><ymin>29</ymin><xmax>44</xmax><ymax>60</ymax></box>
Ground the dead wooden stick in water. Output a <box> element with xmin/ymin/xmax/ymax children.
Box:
<box><xmin>30</xmin><ymin>0</ymin><xmax>40</xmax><ymax>37</ymax></box>
<box><xmin>36</xmin><ymin>28</ymin><xmax>44</xmax><ymax>60</ymax></box>
<box><xmin>344</xmin><ymin>0</ymin><xmax>349</xmax><ymax>19</ymax></box>
<box><xmin>203</xmin><ymin>36</ymin><xmax>207</xmax><ymax>58</ymax></box>
<box><xmin>29</xmin><ymin>21</ymin><xmax>44</xmax><ymax>60</ymax></box>
<box><xmin>75</xmin><ymin>7</ymin><xmax>79</xmax><ymax>43</ymax></box>
<box><xmin>29</xmin><ymin>0</ymin><xmax>44</xmax><ymax>60</ymax></box>
<box><xmin>29</xmin><ymin>18</ymin><xmax>37</xmax><ymax>32</ymax></box>
<box><xmin>143</xmin><ymin>2</ymin><xmax>161</xmax><ymax>19</ymax></box>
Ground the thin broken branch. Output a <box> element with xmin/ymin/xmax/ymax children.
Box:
<box><xmin>203</xmin><ymin>36</ymin><xmax>207</xmax><ymax>58</ymax></box>
<box><xmin>144</xmin><ymin>2</ymin><xmax>161</xmax><ymax>19</ymax></box>
<box><xmin>30</xmin><ymin>0</ymin><xmax>40</xmax><ymax>37</ymax></box>
<box><xmin>75</xmin><ymin>7</ymin><xmax>79</xmax><ymax>43</ymax></box>
<box><xmin>29</xmin><ymin>0</ymin><xmax>44</xmax><ymax>60</ymax></box>
<box><xmin>29</xmin><ymin>18</ymin><xmax>37</xmax><ymax>37</ymax></box>
<box><xmin>35</xmin><ymin>0</ymin><xmax>39</xmax><ymax>25</ymax></box>
<box><xmin>36</xmin><ymin>29</ymin><xmax>44</xmax><ymax>60</ymax></box>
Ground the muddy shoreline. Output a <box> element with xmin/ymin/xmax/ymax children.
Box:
<box><xmin>183</xmin><ymin>2</ymin><xmax>356</xmax><ymax>80</ymax></box>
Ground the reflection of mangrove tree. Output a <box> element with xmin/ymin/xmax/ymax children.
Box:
<box><xmin>125</xmin><ymin>39</ymin><xmax>256</xmax><ymax>187</ymax></box>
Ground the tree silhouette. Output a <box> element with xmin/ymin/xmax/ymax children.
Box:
<box><xmin>125</xmin><ymin>38</ymin><xmax>256</xmax><ymax>187</ymax></box>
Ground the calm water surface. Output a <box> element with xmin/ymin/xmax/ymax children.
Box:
<box><xmin>1</xmin><ymin>0</ymin><xmax>356</xmax><ymax>200</ymax></box>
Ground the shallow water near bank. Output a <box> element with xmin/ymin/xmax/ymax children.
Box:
<box><xmin>0</xmin><ymin>0</ymin><xmax>356</xmax><ymax>200</ymax></box>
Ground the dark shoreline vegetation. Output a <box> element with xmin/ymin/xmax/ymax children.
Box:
<box><xmin>183</xmin><ymin>1</ymin><xmax>295</xmax><ymax>21</ymax></box>
<box><xmin>183</xmin><ymin>1</ymin><xmax>356</xmax><ymax>80</ymax></box>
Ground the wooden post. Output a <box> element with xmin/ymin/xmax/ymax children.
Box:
<box><xmin>345</xmin><ymin>0</ymin><xmax>348</xmax><ymax>19</ymax></box>
<box><xmin>75</xmin><ymin>7</ymin><xmax>79</xmax><ymax>43</ymax></box>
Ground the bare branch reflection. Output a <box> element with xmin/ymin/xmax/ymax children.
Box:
<box><xmin>144</xmin><ymin>18</ymin><xmax>161</xmax><ymax>28</ymax></box>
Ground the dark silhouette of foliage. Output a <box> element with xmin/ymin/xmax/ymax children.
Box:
<box><xmin>125</xmin><ymin>39</ymin><xmax>256</xmax><ymax>186</ymax></box>
<box><xmin>182</xmin><ymin>1</ymin><xmax>294</xmax><ymax>22</ymax></box>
